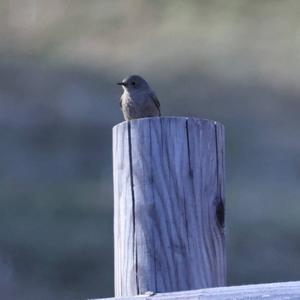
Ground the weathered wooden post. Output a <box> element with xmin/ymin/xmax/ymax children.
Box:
<box><xmin>113</xmin><ymin>117</ymin><xmax>225</xmax><ymax>297</ymax></box>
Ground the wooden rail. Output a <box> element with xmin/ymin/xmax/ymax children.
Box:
<box><xmin>112</xmin><ymin>117</ymin><xmax>225</xmax><ymax>296</ymax></box>
<box><xmin>90</xmin><ymin>281</ymin><xmax>300</xmax><ymax>300</ymax></box>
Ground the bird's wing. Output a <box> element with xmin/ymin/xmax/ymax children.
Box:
<box><xmin>119</xmin><ymin>94</ymin><xmax>124</xmax><ymax>109</ymax></box>
<box><xmin>149</xmin><ymin>91</ymin><xmax>161</xmax><ymax>115</ymax></box>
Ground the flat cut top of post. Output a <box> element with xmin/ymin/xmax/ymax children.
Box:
<box><xmin>113</xmin><ymin>116</ymin><xmax>223</xmax><ymax>130</ymax></box>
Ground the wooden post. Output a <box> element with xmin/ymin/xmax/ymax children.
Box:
<box><xmin>113</xmin><ymin>117</ymin><xmax>225</xmax><ymax>297</ymax></box>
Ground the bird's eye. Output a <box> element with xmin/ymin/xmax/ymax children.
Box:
<box><xmin>132</xmin><ymin>81</ymin><xmax>136</xmax><ymax>85</ymax></box>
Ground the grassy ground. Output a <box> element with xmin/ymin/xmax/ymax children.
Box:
<box><xmin>0</xmin><ymin>180</ymin><xmax>114</xmax><ymax>299</ymax></box>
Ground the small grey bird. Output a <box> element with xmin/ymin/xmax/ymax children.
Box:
<box><xmin>117</xmin><ymin>75</ymin><xmax>161</xmax><ymax>120</ymax></box>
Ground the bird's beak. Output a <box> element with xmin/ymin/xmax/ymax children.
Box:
<box><xmin>117</xmin><ymin>82</ymin><xmax>127</xmax><ymax>86</ymax></box>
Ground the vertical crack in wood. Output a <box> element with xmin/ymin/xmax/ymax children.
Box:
<box><xmin>214</xmin><ymin>122</ymin><xmax>225</xmax><ymax>228</ymax></box>
<box><xmin>128</xmin><ymin>121</ymin><xmax>139</xmax><ymax>294</ymax></box>
<box><xmin>184</xmin><ymin>118</ymin><xmax>191</xmax><ymax>247</ymax></box>
<box><xmin>185</xmin><ymin>118</ymin><xmax>193</xmax><ymax>177</ymax></box>
<box><xmin>149</xmin><ymin>120</ymin><xmax>158</xmax><ymax>292</ymax></box>
<box><xmin>184</xmin><ymin>119</ymin><xmax>192</xmax><ymax>289</ymax></box>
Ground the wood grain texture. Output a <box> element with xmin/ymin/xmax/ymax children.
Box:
<box><xmin>90</xmin><ymin>281</ymin><xmax>300</xmax><ymax>300</ymax></box>
<box><xmin>113</xmin><ymin>117</ymin><xmax>225</xmax><ymax>297</ymax></box>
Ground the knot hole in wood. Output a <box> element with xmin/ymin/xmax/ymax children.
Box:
<box><xmin>216</xmin><ymin>199</ymin><xmax>225</xmax><ymax>228</ymax></box>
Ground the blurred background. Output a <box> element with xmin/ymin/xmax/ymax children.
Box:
<box><xmin>1</xmin><ymin>0</ymin><xmax>300</xmax><ymax>299</ymax></box>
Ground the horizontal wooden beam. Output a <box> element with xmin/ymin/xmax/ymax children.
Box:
<box><xmin>90</xmin><ymin>281</ymin><xmax>300</xmax><ymax>300</ymax></box>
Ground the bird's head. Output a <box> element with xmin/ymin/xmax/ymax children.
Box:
<box><xmin>117</xmin><ymin>75</ymin><xmax>150</xmax><ymax>92</ymax></box>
